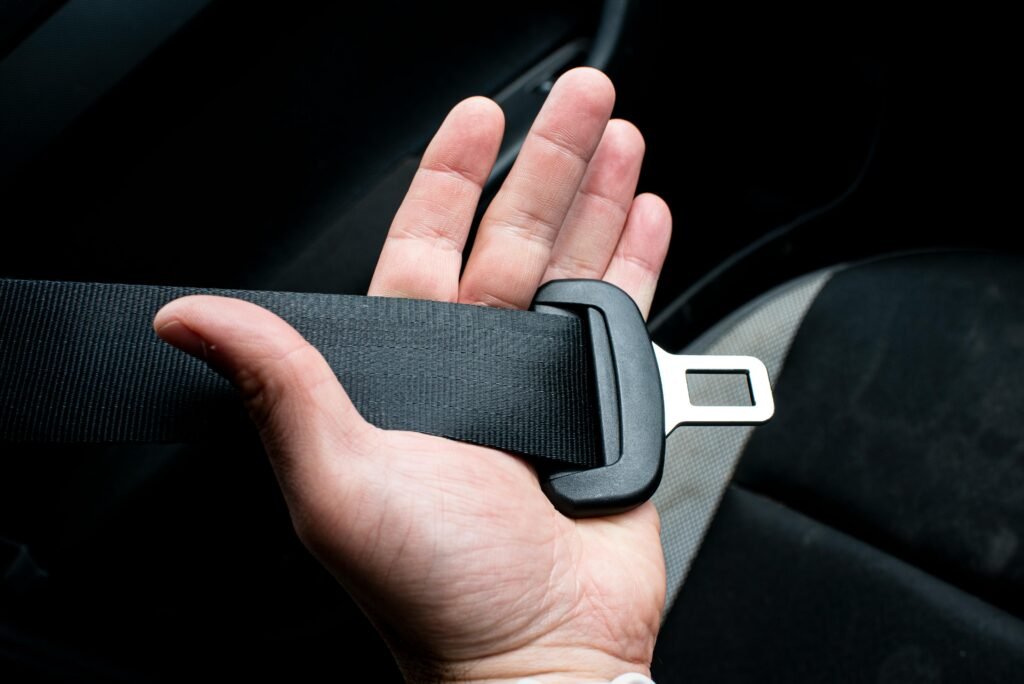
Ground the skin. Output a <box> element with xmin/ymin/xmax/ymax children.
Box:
<box><xmin>154</xmin><ymin>68</ymin><xmax>671</xmax><ymax>682</ymax></box>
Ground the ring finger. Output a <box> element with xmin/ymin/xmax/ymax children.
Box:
<box><xmin>541</xmin><ymin>119</ymin><xmax>645</xmax><ymax>283</ymax></box>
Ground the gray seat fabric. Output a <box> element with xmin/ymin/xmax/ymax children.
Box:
<box><xmin>651</xmin><ymin>252</ymin><xmax>1024</xmax><ymax>682</ymax></box>
<box><xmin>655</xmin><ymin>268</ymin><xmax>838</xmax><ymax>614</ymax></box>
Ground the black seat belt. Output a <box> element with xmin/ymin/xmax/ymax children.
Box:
<box><xmin>0</xmin><ymin>278</ymin><xmax>774</xmax><ymax>517</ymax></box>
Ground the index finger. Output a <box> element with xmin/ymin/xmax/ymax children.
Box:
<box><xmin>368</xmin><ymin>97</ymin><xmax>504</xmax><ymax>302</ymax></box>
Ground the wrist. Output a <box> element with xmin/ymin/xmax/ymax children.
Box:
<box><xmin>398</xmin><ymin>643</ymin><xmax>652</xmax><ymax>684</ymax></box>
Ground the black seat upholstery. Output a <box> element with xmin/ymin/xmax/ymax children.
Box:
<box><xmin>653</xmin><ymin>252</ymin><xmax>1024</xmax><ymax>682</ymax></box>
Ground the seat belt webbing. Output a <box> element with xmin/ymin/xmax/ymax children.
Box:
<box><xmin>0</xmin><ymin>279</ymin><xmax>601</xmax><ymax>468</ymax></box>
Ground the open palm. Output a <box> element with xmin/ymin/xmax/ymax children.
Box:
<box><xmin>155</xmin><ymin>68</ymin><xmax>671</xmax><ymax>682</ymax></box>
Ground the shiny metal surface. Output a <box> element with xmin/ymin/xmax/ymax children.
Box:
<box><xmin>654</xmin><ymin>345</ymin><xmax>775</xmax><ymax>434</ymax></box>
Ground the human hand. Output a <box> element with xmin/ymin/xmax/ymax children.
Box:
<box><xmin>154</xmin><ymin>68</ymin><xmax>671</xmax><ymax>682</ymax></box>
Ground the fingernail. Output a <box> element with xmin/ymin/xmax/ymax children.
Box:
<box><xmin>155</xmin><ymin>319</ymin><xmax>210</xmax><ymax>361</ymax></box>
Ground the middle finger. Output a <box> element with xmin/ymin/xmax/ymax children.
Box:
<box><xmin>458</xmin><ymin>68</ymin><xmax>615</xmax><ymax>309</ymax></box>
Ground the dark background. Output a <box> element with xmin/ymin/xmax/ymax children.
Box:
<box><xmin>1</xmin><ymin>1</ymin><xmax>1019</xmax><ymax>680</ymax></box>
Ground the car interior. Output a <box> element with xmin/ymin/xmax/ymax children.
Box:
<box><xmin>2</xmin><ymin>2</ymin><xmax>1021</xmax><ymax>681</ymax></box>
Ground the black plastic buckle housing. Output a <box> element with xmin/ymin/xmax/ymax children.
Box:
<box><xmin>531</xmin><ymin>280</ymin><xmax>665</xmax><ymax>518</ymax></box>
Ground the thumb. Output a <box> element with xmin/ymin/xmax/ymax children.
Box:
<box><xmin>153</xmin><ymin>295</ymin><xmax>379</xmax><ymax>511</ymax></box>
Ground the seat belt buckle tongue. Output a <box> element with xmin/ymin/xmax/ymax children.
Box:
<box><xmin>531</xmin><ymin>280</ymin><xmax>775</xmax><ymax>519</ymax></box>
<box><xmin>653</xmin><ymin>349</ymin><xmax>775</xmax><ymax>430</ymax></box>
